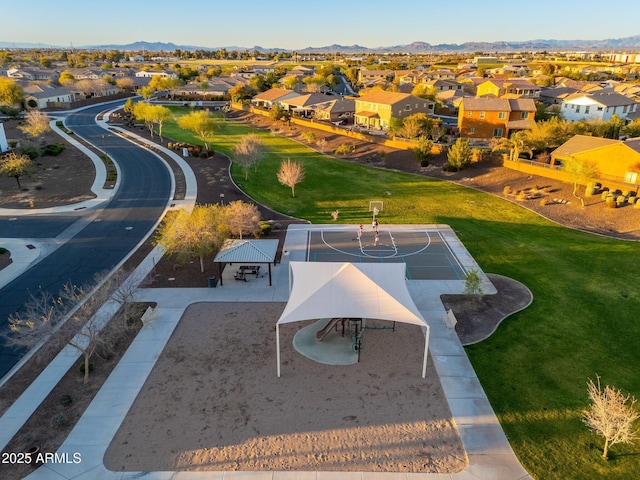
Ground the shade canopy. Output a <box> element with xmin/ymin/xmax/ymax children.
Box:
<box><xmin>276</xmin><ymin>262</ymin><xmax>430</xmax><ymax>377</ymax></box>
<box><xmin>213</xmin><ymin>239</ymin><xmax>279</xmax><ymax>286</ymax></box>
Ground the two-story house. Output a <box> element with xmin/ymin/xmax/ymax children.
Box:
<box><xmin>476</xmin><ymin>79</ymin><xmax>541</xmax><ymax>98</ymax></box>
<box><xmin>354</xmin><ymin>91</ymin><xmax>435</xmax><ymax>130</ymax></box>
<box><xmin>358</xmin><ymin>69</ymin><xmax>396</xmax><ymax>86</ymax></box>
<box><xmin>458</xmin><ymin>97</ymin><xmax>536</xmax><ymax>139</ymax></box>
<box><xmin>560</xmin><ymin>91</ymin><xmax>638</xmax><ymax>122</ymax></box>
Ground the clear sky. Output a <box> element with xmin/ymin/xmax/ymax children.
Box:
<box><xmin>2</xmin><ymin>0</ymin><xmax>638</xmax><ymax>49</ymax></box>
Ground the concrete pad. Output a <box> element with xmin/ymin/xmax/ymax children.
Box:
<box><xmin>465</xmin><ymin>454</ymin><xmax>533</xmax><ymax>480</ymax></box>
<box><xmin>432</xmin><ymin>354</ymin><xmax>476</xmax><ymax>376</ymax></box>
<box><xmin>439</xmin><ymin>375</ymin><xmax>487</xmax><ymax>399</ymax></box>
<box><xmin>457</xmin><ymin>424</ymin><xmax>513</xmax><ymax>455</ymax></box>
<box><xmin>447</xmin><ymin>397</ymin><xmax>501</xmax><ymax>426</ymax></box>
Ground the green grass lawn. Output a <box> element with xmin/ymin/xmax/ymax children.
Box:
<box><xmin>163</xmin><ymin>107</ymin><xmax>640</xmax><ymax>479</ymax></box>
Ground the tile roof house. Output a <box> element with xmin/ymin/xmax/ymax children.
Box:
<box><xmin>560</xmin><ymin>91</ymin><xmax>639</xmax><ymax>122</ymax></box>
<box><xmin>476</xmin><ymin>79</ymin><xmax>541</xmax><ymax>98</ymax></box>
<box><xmin>251</xmin><ymin>88</ymin><xmax>300</xmax><ymax>109</ymax></box>
<box><xmin>458</xmin><ymin>97</ymin><xmax>536</xmax><ymax>139</ymax></box>
<box><xmin>22</xmin><ymin>84</ymin><xmax>81</xmax><ymax>109</ymax></box>
<box><xmin>354</xmin><ymin>91</ymin><xmax>435</xmax><ymax>130</ymax></box>
<box><xmin>551</xmin><ymin>135</ymin><xmax>640</xmax><ymax>186</ymax></box>
<box><xmin>308</xmin><ymin>97</ymin><xmax>356</xmax><ymax>123</ymax></box>
<box><xmin>358</xmin><ymin>69</ymin><xmax>396</xmax><ymax>86</ymax></box>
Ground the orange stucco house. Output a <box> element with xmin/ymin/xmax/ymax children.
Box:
<box><xmin>551</xmin><ymin>135</ymin><xmax>640</xmax><ymax>187</ymax></box>
<box><xmin>458</xmin><ymin>97</ymin><xmax>536</xmax><ymax>139</ymax></box>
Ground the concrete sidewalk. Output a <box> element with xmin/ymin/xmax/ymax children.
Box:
<box><xmin>2</xmin><ymin>225</ymin><xmax>531</xmax><ymax>480</ymax></box>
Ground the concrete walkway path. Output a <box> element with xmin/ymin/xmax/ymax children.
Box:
<box><xmin>1</xmin><ymin>225</ymin><xmax>532</xmax><ymax>480</ymax></box>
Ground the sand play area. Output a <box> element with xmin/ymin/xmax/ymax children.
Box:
<box><xmin>104</xmin><ymin>302</ymin><xmax>467</xmax><ymax>473</ymax></box>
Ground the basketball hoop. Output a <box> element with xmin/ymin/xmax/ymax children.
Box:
<box><xmin>369</xmin><ymin>200</ymin><xmax>383</xmax><ymax>219</ymax></box>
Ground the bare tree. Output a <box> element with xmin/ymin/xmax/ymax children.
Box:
<box><xmin>4</xmin><ymin>270</ymin><xmax>139</xmax><ymax>384</ymax></box>
<box><xmin>583</xmin><ymin>375</ymin><xmax>640</xmax><ymax>459</ymax></box>
<box><xmin>233</xmin><ymin>134</ymin><xmax>265</xmax><ymax>181</ymax></box>
<box><xmin>225</xmin><ymin>201</ymin><xmax>261</xmax><ymax>239</ymax></box>
<box><xmin>277</xmin><ymin>158</ymin><xmax>305</xmax><ymax>197</ymax></box>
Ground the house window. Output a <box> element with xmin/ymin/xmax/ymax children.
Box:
<box><xmin>597</xmin><ymin>107</ymin><xmax>603</xmax><ymax>111</ymax></box>
<box><xmin>470</xmin><ymin>127</ymin><xmax>475</xmax><ymax>134</ymax></box>
<box><xmin>521</xmin><ymin>112</ymin><xmax>529</xmax><ymax>119</ymax></box>
<box><xmin>623</xmin><ymin>105</ymin><xmax>628</xmax><ymax>113</ymax></box>
<box><xmin>467</xmin><ymin>111</ymin><xmax>472</xmax><ymax>116</ymax></box>
<box><xmin>576</xmin><ymin>106</ymin><xmax>580</xmax><ymax>113</ymax></box>
<box><xmin>498</xmin><ymin>112</ymin><xmax>507</xmax><ymax>119</ymax></box>
<box><xmin>405</xmin><ymin>104</ymin><xmax>411</xmax><ymax>110</ymax></box>
<box><xmin>624</xmin><ymin>171</ymin><xmax>638</xmax><ymax>184</ymax></box>
<box><xmin>428</xmin><ymin>104</ymin><xmax>434</xmax><ymax>110</ymax></box>
<box><xmin>585</xmin><ymin>106</ymin><xmax>590</xmax><ymax>114</ymax></box>
<box><xmin>493</xmin><ymin>128</ymin><xmax>503</xmax><ymax>137</ymax></box>
<box><xmin>480</xmin><ymin>111</ymin><xmax>486</xmax><ymax>119</ymax></box>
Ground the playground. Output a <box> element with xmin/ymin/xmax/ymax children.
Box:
<box><xmin>104</xmin><ymin>302</ymin><xmax>466</xmax><ymax>473</ymax></box>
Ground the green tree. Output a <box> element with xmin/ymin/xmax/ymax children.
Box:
<box><xmin>0</xmin><ymin>152</ymin><xmax>33</xmax><ymax>189</ymax></box>
<box><xmin>412</xmin><ymin>136</ymin><xmax>434</xmax><ymax>165</ymax></box>
<box><xmin>447</xmin><ymin>138</ymin><xmax>473</xmax><ymax>171</ymax></box>
<box><xmin>623</xmin><ymin>119</ymin><xmax>640</xmax><ymax>139</ymax></box>
<box><xmin>269</xmin><ymin>103</ymin><xmax>288</xmax><ymax>122</ymax></box>
<box><xmin>411</xmin><ymin>84</ymin><xmax>438</xmax><ymax>102</ymax></box>
<box><xmin>563</xmin><ymin>156</ymin><xmax>599</xmax><ymax>207</ymax></box>
<box><xmin>58</xmin><ymin>70</ymin><xmax>76</xmax><ymax>85</ymax></box>
<box><xmin>155</xmin><ymin>205</ymin><xmax>228</xmax><ymax>273</ymax></box>
<box><xmin>123</xmin><ymin>98</ymin><xmax>135</xmax><ymax>117</ymax></box>
<box><xmin>277</xmin><ymin>158</ymin><xmax>305</xmax><ymax>197</ymax></box>
<box><xmin>140</xmin><ymin>85</ymin><xmax>156</xmax><ymax>100</ymax></box>
<box><xmin>116</xmin><ymin>77</ymin><xmax>135</xmax><ymax>91</ymax></box>
<box><xmin>177</xmin><ymin>110</ymin><xmax>217</xmax><ymax>150</ymax></box>
<box><xmin>0</xmin><ymin>77</ymin><xmax>24</xmax><ymax>107</ymax></box>
<box><xmin>492</xmin><ymin>131</ymin><xmax>532</xmax><ymax>162</ymax></box>
<box><xmin>282</xmin><ymin>76</ymin><xmax>299</xmax><ymax>90</ymax></box>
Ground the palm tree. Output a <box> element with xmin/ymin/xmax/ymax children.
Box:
<box><xmin>492</xmin><ymin>131</ymin><xmax>532</xmax><ymax>162</ymax></box>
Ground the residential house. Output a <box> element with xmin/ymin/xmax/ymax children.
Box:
<box><xmin>279</xmin><ymin>93</ymin><xmax>336</xmax><ymax>117</ymax></box>
<box><xmin>476</xmin><ymin>79</ymin><xmax>541</xmax><ymax>98</ymax></box>
<box><xmin>560</xmin><ymin>91</ymin><xmax>638</xmax><ymax>122</ymax></box>
<box><xmin>290</xmin><ymin>65</ymin><xmax>315</xmax><ymax>76</ymax></box>
<box><xmin>135</xmin><ymin>70</ymin><xmax>178</xmax><ymax>79</ymax></box>
<box><xmin>174</xmin><ymin>77</ymin><xmax>247</xmax><ymax>97</ymax></box>
<box><xmin>6</xmin><ymin>67</ymin><xmax>58</xmax><ymax>82</ymax></box>
<box><xmin>358</xmin><ymin>69</ymin><xmax>396</xmax><ymax>86</ymax></box>
<box><xmin>354</xmin><ymin>91</ymin><xmax>435</xmax><ymax>130</ymax></box>
<box><xmin>458</xmin><ymin>97</ymin><xmax>536</xmax><ymax>139</ymax></box>
<box><xmin>423</xmin><ymin>79</ymin><xmax>464</xmax><ymax>92</ymax></box>
<box><xmin>424</xmin><ymin>69</ymin><xmax>457</xmax><ymax>81</ymax></box>
<box><xmin>22</xmin><ymin>84</ymin><xmax>81</xmax><ymax>109</ymax></box>
<box><xmin>309</xmin><ymin>97</ymin><xmax>355</xmax><ymax>124</ymax></box>
<box><xmin>539</xmin><ymin>86</ymin><xmax>579</xmax><ymax>106</ymax></box>
<box><xmin>551</xmin><ymin>135</ymin><xmax>640</xmax><ymax>186</ymax></box>
<box><xmin>251</xmin><ymin>88</ymin><xmax>300</xmax><ymax>109</ymax></box>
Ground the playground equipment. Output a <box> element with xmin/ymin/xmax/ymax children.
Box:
<box><xmin>314</xmin><ymin>317</ymin><xmax>395</xmax><ymax>362</ymax></box>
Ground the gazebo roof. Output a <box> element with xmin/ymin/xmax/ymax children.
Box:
<box><xmin>214</xmin><ymin>239</ymin><xmax>279</xmax><ymax>264</ymax></box>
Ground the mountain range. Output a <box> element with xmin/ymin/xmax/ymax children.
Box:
<box><xmin>1</xmin><ymin>35</ymin><xmax>640</xmax><ymax>53</ymax></box>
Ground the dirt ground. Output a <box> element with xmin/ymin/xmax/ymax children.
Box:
<box><xmin>104</xmin><ymin>302</ymin><xmax>467</xmax><ymax>473</ymax></box>
<box><xmin>0</xmin><ymin>119</ymin><xmax>97</xmax><ymax>209</ymax></box>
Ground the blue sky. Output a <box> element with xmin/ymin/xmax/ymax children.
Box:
<box><xmin>2</xmin><ymin>0</ymin><xmax>638</xmax><ymax>49</ymax></box>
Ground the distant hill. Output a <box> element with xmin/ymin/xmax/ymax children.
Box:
<box><xmin>1</xmin><ymin>35</ymin><xmax>640</xmax><ymax>53</ymax></box>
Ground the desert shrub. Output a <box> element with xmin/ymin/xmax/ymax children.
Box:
<box><xmin>257</xmin><ymin>221</ymin><xmax>272</xmax><ymax>236</ymax></box>
<box><xmin>517</xmin><ymin>191</ymin><xmax>527</xmax><ymax>201</ymax></box>
<box><xmin>19</xmin><ymin>142</ymin><xmax>39</xmax><ymax>160</ymax></box>
<box><xmin>612</xmin><ymin>189</ymin><xmax>622</xmax><ymax>195</ymax></box>
<box><xmin>442</xmin><ymin>163</ymin><xmax>458</xmax><ymax>172</ymax></box>
<box><xmin>635</xmin><ymin>199</ymin><xmax>640</xmax><ymax>208</ymax></box>
<box><xmin>420</xmin><ymin>158</ymin><xmax>429</xmax><ymax>167</ymax></box>
<box><xmin>539</xmin><ymin>198</ymin><xmax>548</xmax><ymax>206</ymax></box>
<box><xmin>0</xmin><ymin>247</ymin><xmax>8</xmax><ymax>254</ymax></box>
<box><xmin>41</xmin><ymin>143</ymin><xmax>65</xmax><ymax>156</ymax></box>
<box><xmin>51</xmin><ymin>413</ymin><xmax>67</xmax><ymax>428</ymax></box>
<box><xmin>606</xmin><ymin>198</ymin><xmax>617</xmax><ymax>208</ymax></box>
<box><xmin>616</xmin><ymin>196</ymin><xmax>627</xmax><ymax>205</ymax></box>
<box><xmin>59</xmin><ymin>394</ymin><xmax>73</xmax><ymax>407</ymax></box>
<box><xmin>601</xmin><ymin>191</ymin><xmax>611</xmax><ymax>200</ymax></box>
<box><xmin>503</xmin><ymin>186</ymin><xmax>512</xmax><ymax>195</ymax></box>
<box><xmin>0</xmin><ymin>106</ymin><xmax>20</xmax><ymax>117</ymax></box>
<box><xmin>334</xmin><ymin>143</ymin><xmax>355</xmax><ymax>155</ymax></box>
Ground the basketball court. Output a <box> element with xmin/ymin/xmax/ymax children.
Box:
<box><xmin>306</xmin><ymin>228</ymin><xmax>467</xmax><ymax>280</ymax></box>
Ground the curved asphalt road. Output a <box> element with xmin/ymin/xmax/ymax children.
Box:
<box><xmin>0</xmin><ymin>102</ymin><xmax>172</xmax><ymax>378</ymax></box>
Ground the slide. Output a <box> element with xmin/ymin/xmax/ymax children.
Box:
<box><xmin>316</xmin><ymin>318</ymin><xmax>342</xmax><ymax>341</ymax></box>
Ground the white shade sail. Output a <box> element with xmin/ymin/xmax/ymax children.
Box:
<box><xmin>276</xmin><ymin>262</ymin><xmax>430</xmax><ymax>378</ymax></box>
